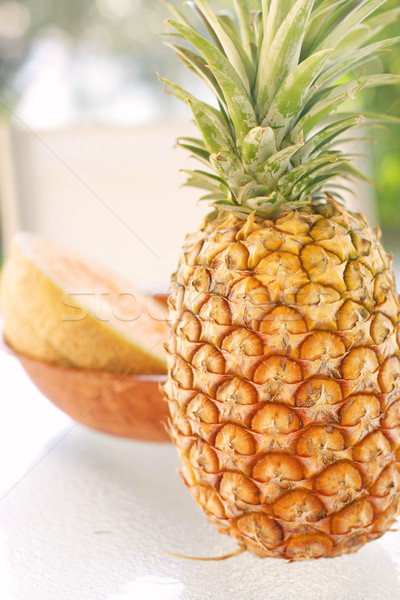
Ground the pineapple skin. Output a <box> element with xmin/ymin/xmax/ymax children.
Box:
<box><xmin>163</xmin><ymin>202</ymin><xmax>400</xmax><ymax>560</ymax></box>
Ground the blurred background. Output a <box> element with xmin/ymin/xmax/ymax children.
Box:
<box><xmin>0</xmin><ymin>0</ymin><xmax>399</xmax><ymax>287</ymax></box>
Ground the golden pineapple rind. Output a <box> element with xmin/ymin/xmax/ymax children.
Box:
<box><xmin>164</xmin><ymin>203</ymin><xmax>400</xmax><ymax>560</ymax></box>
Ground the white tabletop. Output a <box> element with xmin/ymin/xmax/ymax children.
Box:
<box><xmin>1</xmin><ymin>339</ymin><xmax>400</xmax><ymax>600</ymax></box>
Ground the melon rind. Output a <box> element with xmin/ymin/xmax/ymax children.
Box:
<box><xmin>0</xmin><ymin>234</ymin><xmax>168</xmax><ymax>374</ymax></box>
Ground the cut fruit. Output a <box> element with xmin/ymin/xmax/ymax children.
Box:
<box><xmin>0</xmin><ymin>233</ymin><xmax>168</xmax><ymax>374</ymax></box>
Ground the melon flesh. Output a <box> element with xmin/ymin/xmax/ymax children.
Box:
<box><xmin>0</xmin><ymin>233</ymin><xmax>168</xmax><ymax>374</ymax></box>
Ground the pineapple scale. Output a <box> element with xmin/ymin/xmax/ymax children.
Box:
<box><xmin>163</xmin><ymin>202</ymin><xmax>400</xmax><ymax>560</ymax></box>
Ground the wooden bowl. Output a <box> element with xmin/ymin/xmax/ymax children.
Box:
<box><xmin>1</xmin><ymin>328</ymin><xmax>170</xmax><ymax>443</ymax></box>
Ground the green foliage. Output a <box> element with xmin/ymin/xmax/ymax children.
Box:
<box><xmin>360</xmin><ymin>0</ymin><xmax>400</xmax><ymax>247</ymax></box>
<box><xmin>0</xmin><ymin>0</ymin><xmax>398</xmax><ymax>232</ymax></box>
<box><xmin>163</xmin><ymin>0</ymin><xmax>400</xmax><ymax>218</ymax></box>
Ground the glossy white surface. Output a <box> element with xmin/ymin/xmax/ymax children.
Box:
<box><xmin>1</xmin><ymin>349</ymin><xmax>400</xmax><ymax>600</ymax></box>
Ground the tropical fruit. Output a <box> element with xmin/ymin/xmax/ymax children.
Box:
<box><xmin>1</xmin><ymin>233</ymin><xmax>167</xmax><ymax>374</ymax></box>
<box><xmin>162</xmin><ymin>0</ymin><xmax>400</xmax><ymax>559</ymax></box>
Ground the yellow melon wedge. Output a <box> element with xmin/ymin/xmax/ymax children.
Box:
<box><xmin>0</xmin><ymin>233</ymin><xmax>168</xmax><ymax>374</ymax></box>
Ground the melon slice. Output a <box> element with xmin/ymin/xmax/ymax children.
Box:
<box><xmin>0</xmin><ymin>233</ymin><xmax>168</xmax><ymax>374</ymax></box>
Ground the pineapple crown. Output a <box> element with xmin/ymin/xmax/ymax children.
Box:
<box><xmin>161</xmin><ymin>0</ymin><xmax>400</xmax><ymax>218</ymax></box>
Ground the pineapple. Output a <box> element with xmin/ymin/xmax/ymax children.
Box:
<box><xmin>161</xmin><ymin>0</ymin><xmax>400</xmax><ymax>559</ymax></box>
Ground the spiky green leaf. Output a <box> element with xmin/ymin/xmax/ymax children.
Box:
<box><xmin>289</xmin><ymin>82</ymin><xmax>365</xmax><ymax>143</ymax></box>
<box><xmin>242</xmin><ymin>126</ymin><xmax>278</xmax><ymax>173</ymax></box>
<box><xmin>256</xmin><ymin>0</ymin><xmax>315</xmax><ymax>120</ymax></box>
<box><xmin>265</xmin><ymin>48</ymin><xmax>334</xmax><ymax>144</ymax></box>
<box><xmin>167</xmin><ymin>20</ymin><xmax>257</xmax><ymax>143</ymax></box>
<box><xmin>317</xmin><ymin>36</ymin><xmax>400</xmax><ymax>86</ymax></box>
<box><xmin>315</xmin><ymin>0</ymin><xmax>391</xmax><ymax>52</ymax></box>
<box><xmin>193</xmin><ymin>0</ymin><xmax>254</xmax><ymax>90</ymax></box>
<box><xmin>160</xmin><ymin>76</ymin><xmax>234</xmax><ymax>151</ymax></box>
